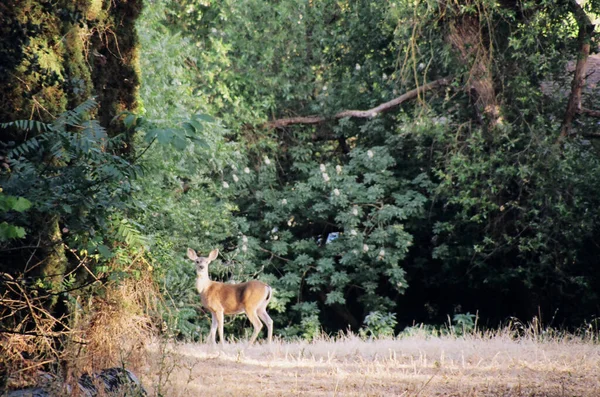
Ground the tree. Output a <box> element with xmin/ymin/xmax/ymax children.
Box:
<box><xmin>0</xmin><ymin>0</ymin><xmax>142</xmax><ymax>297</ymax></box>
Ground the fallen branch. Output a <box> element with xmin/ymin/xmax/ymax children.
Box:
<box><xmin>267</xmin><ymin>77</ymin><xmax>452</xmax><ymax>128</ymax></box>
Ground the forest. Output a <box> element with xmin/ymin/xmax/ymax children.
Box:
<box><xmin>2</xmin><ymin>0</ymin><xmax>600</xmax><ymax>395</ymax></box>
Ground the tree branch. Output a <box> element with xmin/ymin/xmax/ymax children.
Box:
<box><xmin>266</xmin><ymin>77</ymin><xmax>452</xmax><ymax>128</ymax></box>
<box><xmin>581</xmin><ymin>107</ymin><xmax>600</xmax><ymax>118</ymax></box>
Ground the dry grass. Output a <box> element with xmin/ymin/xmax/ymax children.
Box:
<box><xmin>142</xmin><ymin>331</ymin><xmax>600</xmax><ymax>397</ymax></box>
<box><xmin>1</xmin><ymin>269</ymin><xmax>158</xmax><ymax>393</ymax></box>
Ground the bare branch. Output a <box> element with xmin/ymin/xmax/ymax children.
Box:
<box><xmin>266</xmin><ymin>77</ymin><xmax>452</xmax><ymax>128</ymax></box>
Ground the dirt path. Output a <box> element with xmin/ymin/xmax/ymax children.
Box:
<box><xmin>141</xmin><ymin>335</ymin><xmax>600</xmax><ymax>396</ymax></box>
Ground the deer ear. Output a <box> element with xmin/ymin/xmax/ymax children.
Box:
<box><xmin>208</xmin><ymin>249</ymin><xmax>219</xmax><ymax>261</ymax></box>
<box><xmin>187</xmin><ymin>248</ymin><xmax>198</xmax><ymax>260</ymax></box>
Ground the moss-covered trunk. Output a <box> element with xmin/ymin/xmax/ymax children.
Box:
<box><xmin>0</xmin><ymin>0</ymin><xmax>141</xmax><ymax>299</ymax></box>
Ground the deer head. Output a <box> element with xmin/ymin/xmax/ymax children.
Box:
<box><xmin>187</xmin><ymin>248</ymin><xmax>218</xmax><ymax>278</ymax></box>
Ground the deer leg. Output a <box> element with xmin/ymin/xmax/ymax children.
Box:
<box><xmin>208</xmin><ymin>312</ymin><xmax>218</xmax><ymax>344</ymax></box>
<box><xmin>215</xmin><ymin>310</ymin><xmax>225</xmax><ymax>346</ymax></box>
<box><xmin>246</xmin><ymin>310</ymin><xmax>263</xmax><ymax>345</ymax></box>
<box><xmin>257</xmin><ymin>308</ymin><xmax>273</xmax><ymax>344</ymax></box>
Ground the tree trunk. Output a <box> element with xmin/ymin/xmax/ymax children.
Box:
<box><xmin>559</xmin><ymin>0</ymin><xmax>595</xmax><ymax>138</ymax></box>
<box><xmin>41</xmin><ymin>215</ymin><xmax>68</xmax><ymax>308</ymax></box>
<box><xmin>446</xmin><ymin>14</ymin><xmax>501</xmax><ymax>129</ymax></box>
<box><xmin>0</xmin><ymin>0</ymin><xmax>141</xmax><ymax>306</ymax></box>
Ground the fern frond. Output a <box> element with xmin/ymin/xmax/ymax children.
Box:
<box><xmin>8</xmin><ymin>136</ymin><xmax>42</xmax><ymax>158</ymax></box>
<box><xmin>53</xmin><ymin>98</ymin><xmax>98</xmax><ymax>129</ymax></box>
<box><xmin>0</xmin><ymin>119</ymin><xmax>51</xmax><ymax>133</ymax></box>
<box><xmin>114</xmin><ymin>218</ymin><xmax>146</xmax><ymax>247</ymax></box>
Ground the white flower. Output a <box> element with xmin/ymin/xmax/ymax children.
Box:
<box><xmin>382</xmin><ymin>73</ymin><xmax>388</xmax><ymax>80</ymax></box>
<box><xmin>322</xmin><ymin>85</ymin><xmax>327</xmax><ymax>91</ymax></box>
<box><xmin>242</xmin><ymin>235</ymin><xmax>248</xmax><ymax>243</ymax></box>
<box><xmin>242</xmin><ymin>244</ymin><xmax>248</xmax><ymax>252</ymax></box>
<box><xmin>367</xmin><ymin>150</ymin><xmax>374</xmax><ymax>158</ymax></box>
<box><xmin>336</xmin><ymin>165</ymin><xmax>342</xmax><ymax>174</ymax></box>
<box><xmin>264</xmin><ymin>156</ymin><xmax>271</xmax><ymax>165</ymax></box>
<box><xmin>322</xmin><ymin>173</ymin><xmax>330</xmax><ymax>182</ymax></box>
<box><xmin>355</xmin><ymin>63</ymin><xmax>361</xmax><ymax>71</ymax></box>
<box><xmin>281</xmin><ymin>198</ymin><xmax>287</xmax><ymax>205</ymax></box>
<box><xmin>363</xmin><ymin>244</ymin><xmax>369</xmax><ymax>252</ymax></box>
<box><xmin>232</xmin><ymin>174</ymin><xmax>239</xmax><ymax>183</ymax></box>
<box><xmin>379</xmin><ymin>249</ymin><xmax>385</xmax><ymax>257</ymax></box>
<box><xmin>350</xmin><ymin>229</ymin><xmax>357</xmax><ymax>236</ymax></box>
<box><xmin>222</xmin><ymin>181</ymin><xmax>229</xmax><ymax>188</ymax></box>
<box><xmin>333</xmin><ymin>188</ymin><xmax>340</xmax><ymax>196</ymax></box>
<box><xmin>273</xmin><ymin>235</ymin><xmax>278</xmax><ymax>240</ymax></box>
<box><xmin>244</xmin><ymin>167</ymin><xmax>250</xmax><ymax>174</ymax></box>
<box><xmin>320</xmin><ymin>163</ymin><xmax>326</xmax><ymax>172</ymax></box>
<box><xmin>352</xmin><ymin>206</ymin><xmax>359</xmax><ymax>216</ymax></box>
<box><xmin>231</xmin><ymin>164</ymin><xmax>237</xmax><ymax>170</ymax></box>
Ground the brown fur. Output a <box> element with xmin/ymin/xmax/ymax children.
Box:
<box><xmin>201</xmin><ymin>280</ymin><xmax>270</xmax><ymax>315</ymax></box>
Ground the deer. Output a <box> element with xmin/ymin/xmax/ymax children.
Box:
<box><xmin>187</xmin><ymin>248</ymin><xmax>273</xmax><ymax>346</ymax></box>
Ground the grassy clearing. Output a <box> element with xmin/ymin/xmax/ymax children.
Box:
<box><xmin>141</xmin><ymin>331</ymin><xmax>600</xmax><ymax>396</ymax></box>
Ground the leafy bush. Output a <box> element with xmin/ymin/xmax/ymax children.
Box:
<box><xmin>1</xmin><ymin>99</ymin><xmax>140</xmax><ymax>259</ymax></box>
<box><xmin>360</xmin><ymin>311</ymin><xmax>398</xmax><ymax>338</ymax></box>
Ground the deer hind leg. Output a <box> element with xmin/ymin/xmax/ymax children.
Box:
<box><xmin>246</xmin><ymin>309</ymin><xmax>263</xmax><ymax>345</ymax></box>
<box><xmin>257</xmin><ymin>307</ymin><xmax>273</xmax><ymax>344</ymax></box>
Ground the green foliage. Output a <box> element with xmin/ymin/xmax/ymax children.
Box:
<box><xmin>400</xmin><ymin>312</ymin><xmax>476</xmax><ymax>337</ymax></box>
<box><xmin>0</xmin><ymin>192</ymin><xmax>31</xmax><ymax>241</ymax></box>
<box><xmin>161</xmin><ymin>0</ymin><xmax>437</xmax><ymax>335</ymax></box>
<box><xmin>138</xmin><ymin>0</ymin><xmax>600</xmax><ymax>339</ymax></box>
<box><xmin>0</xmin><ymin>99</ymin><xmax>139</xmax><ymax>259</ymax></box>
<box><xmin>360</xmin><ymin>311</ymin><xmax>398</xmax><ymax>338</ymax></box>
<box><xmin>450</xmin><ymin>313</ymin><xmax>477</xmax><ymax>336</ymax></box>
<box><xmin>219</xmin><ymin>140</ymin><xmax>422</xmax><ymax>330</ymax></box>
<box><xmin>135</xmin><ymin>2</ymin><xmax>246</xmax><ymax>338</ymax></box>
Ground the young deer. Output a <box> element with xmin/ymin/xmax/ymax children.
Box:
<box><xmin>187</xmin><ymin>248</ymin><xmax>273</xmax><ymax>345</ymax></box>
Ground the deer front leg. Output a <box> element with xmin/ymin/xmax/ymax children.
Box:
<box><xmin>209</xmin><ymin>312</ymin><xmax>218</xmax><ymax>344</ymax></box>
<box><xmin>215</xmin><ymin>310</ymin><xmax>225</xmax><ymax>346</ymax></box>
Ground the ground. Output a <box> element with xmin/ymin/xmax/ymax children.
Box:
<box><xmin>141</xmin><ymin>332</ymin><xmax>600</xmax><ymax>396</ymax></box>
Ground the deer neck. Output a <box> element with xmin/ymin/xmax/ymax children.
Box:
<box><xmin>195</xmin><ymin>273</ymin><xmax>212</xmax><ymax>294</ymax></box>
